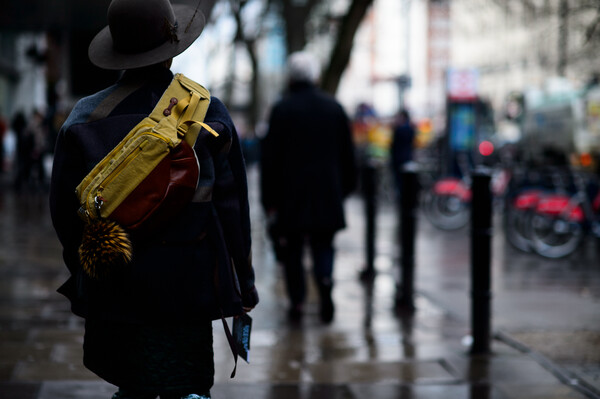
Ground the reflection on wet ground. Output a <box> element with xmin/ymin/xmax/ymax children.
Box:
<box><xmin>0</xmin><ymin>168</ymin><xmax>598</xmax><ymax>398</ymax></box>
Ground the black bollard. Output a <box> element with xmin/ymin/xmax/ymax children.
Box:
<box><xmin>470</xmin><ymin>169</ymin><xmax>493</xmax><ymax>354</ymax></box>
<box><xmin>395</xmin><ymin>164</ymin><xmax>419</xmax><ymax>311</ymax></box>
<box><xmin>360</xmin><ymin>161</ymin><xmax>378</xmax><ymax>280</ymax></box>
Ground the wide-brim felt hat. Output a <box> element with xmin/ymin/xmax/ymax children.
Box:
<box><xmin>89</xmin><ymin>0</ymin><xmax>205</xmax><ymax>70</ymax></box>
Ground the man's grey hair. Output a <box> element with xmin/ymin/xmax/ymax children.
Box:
<box><xmin>287</xmin><ymin>51</ymin><xmax>320</xmax><ymax>84</ymax></box>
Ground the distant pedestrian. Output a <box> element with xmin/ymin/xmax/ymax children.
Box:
<box><xmin>260</xmin><ymin>51</ymin><xmax>357</xmax><ymax>323</ymax></box>
<box><xmin>11</xmin><ymin>112</ymin><xmax>27</xmax><ymax>189</ymax></box>
<box><xmin>23</xmin><ymin>109</ymin><xmax>48</xmax><ymax>188</ymax></box>
<box><xmin>49</xmin><ymin>0</ymin><xmax>259</xmax><ymax>398</ymax></box>
<box><xmin>0</xmin><ymin>111</ymin><xmax>6</xmax><ymax>174</ymax></box>
<box><xmin>390</xmin><ymin>109</ymin><xmax>416</xmax><ymax>200</ymax></box>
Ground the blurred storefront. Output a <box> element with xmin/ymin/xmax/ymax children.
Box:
<box><xmin>0</xmin><ymin>0</ymin><xmax>216</xmax><ymax>119</ymax></box>
<box><xmin>0</xmin><ymin>0</ymin><xmax>216</xmax><ymax>176</ymax></box>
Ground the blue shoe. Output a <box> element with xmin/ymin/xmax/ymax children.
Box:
<box><xmin>181</xmin><ymin>395</ymin><xmax>210</xmax><ymax>399</ymax></box>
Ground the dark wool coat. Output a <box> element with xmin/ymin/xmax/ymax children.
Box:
<box><xmin>49</xmin><ymin>67</ymin><xmax>258</xmax><ymax>324</ymax></box>
<box><xmin>260</xmin><ymin>82</ymin><xmax>357</xmax><ymax>233</ymax></box>
<box><xmin>390</xmin><ymin>122</ymin><xmax>416</xmax><ymax>187</ymax></box>
<box><xmin>390</xmin><ymin>122</ymin><xmax>416</xmax><ymax>166</ymax></box>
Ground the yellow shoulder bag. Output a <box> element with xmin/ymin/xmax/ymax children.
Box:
<box><xmin>76</xmin><ymin>73</ymin><xmax>218</xmax><ymax>278</ymax></box>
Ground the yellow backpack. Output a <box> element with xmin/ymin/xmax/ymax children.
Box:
<box><xmin>76</xmin><ymin>73</ymin><xmax>218</xmax><ymax>278</ymax></box>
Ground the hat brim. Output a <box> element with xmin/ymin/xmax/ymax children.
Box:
<box><xmin>88</xmin><ymin>4</ymin><xmax>205</xmax><ymax>70</ymax></box>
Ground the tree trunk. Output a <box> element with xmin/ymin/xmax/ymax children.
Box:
<box><xmin>221</xmin><ymin>46</ymin><xmax>237</xmax><ymax>110</ymax></box>
<box><xmin>320</xmin><ymin>0</ymin><xmax>374</xmax><ymax>95</ymax></box>
<box><xmin>230</xmin><ymin>0</ymin><xmax>261</xmax><ymax>135</ymax></box>
<box><xmin>557</xmin><ymin>0</ymin><xmax>569</xmax><ymax>76</ymax></box>
<box><xmin>281</xmin><ymin>0</ymin><xmax>320</xmax><ymax>53</ymax></box>
<box><xmin>244</xmin><ymin>39</ymin><xmax>260</xmax><ymax>136</ymax></box>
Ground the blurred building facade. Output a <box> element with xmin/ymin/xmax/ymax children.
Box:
<box><xmin>451</xmin><ymin>0</ymin><xmax>600</xmax><ymax>111</ymax></box>
<box><xmin>0</xmin><ymin>0</ymin><xmax>216</xmax><ymax>121</ymax></box>
<box><xmin>336</xmin><ymin>0</ymin><xmax>451</xmax><ymax>126</ymax></box>
<box><xmin>0</xmin><ymin>0</ymin><xmax>117</xmax><ymax>117</ymax></box>
<box><xmin>335</xmin><ymin>0</ymin><xmax>600</xmax><ymax>160</ymax></box>
<box><xmin>450</xmin><ymin>0</ymin><xmax>600</xmax><ymax>159</ymax></box>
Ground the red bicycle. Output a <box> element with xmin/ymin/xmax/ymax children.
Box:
<box><xmin>526</xmin><ymin>169</ymin><xmax>600</xmax><ymax>258</ymax></box>
<box><xmin>422</xmin><ymin>175</ymin><xmax>472</xmax><ymax>230</ymax></box>
<box><xmin>422</xmin><ymin>163</ymin><xmax>511</xmax><ymax>231</ymax></box>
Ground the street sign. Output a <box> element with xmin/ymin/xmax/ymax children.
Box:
<box><xmin>447</xmin><ymin>68</ymin><xmax>478</xmax><ymax>101</ymax></box>
<box><xmin>397</xmin><ymin>74</ymin><xmax>412</xmax><ymax>89</ymax></box>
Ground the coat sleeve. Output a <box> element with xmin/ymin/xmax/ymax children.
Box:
<box><xmin>49</xmin><ymin>126</ymin><xmax>86</xmax><ymax>277</ymax></box>
<box><xmin>209</xmin><ymin>104</ymin><xmax>259</xmax><ymax>309</ymax></box>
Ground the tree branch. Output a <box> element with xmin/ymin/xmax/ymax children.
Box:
<box><xmin>320</xmin><ymin>0</ymin><xmax>374</xmax><ymax>95</ymax></box>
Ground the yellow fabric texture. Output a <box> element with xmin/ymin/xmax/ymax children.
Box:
<box><xmin>76</xmin><ymin>73</ymin><xmax>218</xmax><ymax>220</ymax></box>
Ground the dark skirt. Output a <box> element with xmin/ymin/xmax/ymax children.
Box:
<box><xmin>83</xmin><ymin>319</ymin><xmax>214</xmax><ymax>397</ymax></box>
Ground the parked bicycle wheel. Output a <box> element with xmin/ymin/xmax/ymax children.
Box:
<box><xmin>504</xmin><ymin>206</ymin><xmax>533</xmax><ymax>252</ymax></box>
<box><xmin>422</xmin><ymin>177</ymin><xmax>470</xmax><ymax>230</ymax></box>
<box><xmin>528</xmin><ymin>194</ymin><xmax>585</xmax><ymax>258</ymax></box>
<box><xmin>503</xmin><ymin>189</ymin><xmax>543</xmax><ymax>253</ymax></box>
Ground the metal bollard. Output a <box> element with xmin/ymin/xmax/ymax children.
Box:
<box><xmin>470</xmin><ymin>168</ymin><xmax>493</xmax><ymax>354</ymax></box>
<box><xmin>395</xmin><ymin>163</ymin><xmax>419</xmax><ymax>311</ymax></box>
<box><xmin>361</xmin><ymin>161</ymin><xmax>378</xmax><ymax>279</ymax></box>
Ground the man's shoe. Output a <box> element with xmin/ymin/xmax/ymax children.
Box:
<box><xmin>320</xmin><ymin>297</ymin><xmax>334</xmax><ymax>323</ymax></box>
<box><xmin>287</xmin><ymin>304</ymin><xmax>303</xmax><ymax>322</ymax></box>
<box><xmin>359</xmin><ymin>268</ymin><xmax>376</xmax><ymax>282</ymax></box>
<box><xmin>318</xmin><ymin>281</ymin><xmax>335</xmax><ymax>323</ymax></box>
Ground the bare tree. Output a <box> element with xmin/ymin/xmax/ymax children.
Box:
<box><xmin>465</xmin><ymin>0</ymin><xmax>600</xmax><ymax>78</ymax></box>
<box><xmin>320</xmin><ymin>0</ymin><xmax>374</xmax><ymax>95</ymax></box>
<box><xmin>268</xmin><ymin>0</ymin><xmax>375</xmax><ymax>94</ymax></box>
<box><xmin>276</xmin><ymin>0</ymin><xmax>321</xmax><ymax>53</ymax></box>
<box><xmin>229</xmin><ymin>0</ymin><xmax>264</xmax><ymax>134</ymax></box>
<box><xmin>223</xmin><ymin>0</ymin><xmax>376</xmax><ymax>133</ymax></box>
<box><xmin>558</xmin><ymin>0</ymin><xmax>569</xmax><ymax>76</ymax></box>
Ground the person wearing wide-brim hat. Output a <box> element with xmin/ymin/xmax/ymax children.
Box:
<box><xmin>87</xmin><ymin>0</ymin><xmax>205</xmax><ymax>70</ymax></box>
<box><xmin>49</xmin><ymin>1</ymin><xmax>259</xmax><ymax>398</ymax></box>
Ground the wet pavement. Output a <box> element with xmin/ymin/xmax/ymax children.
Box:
<box><xmin>1</xmin><ymin>165</ymin><xmax>599</xmax><ymax>399</ymax></box>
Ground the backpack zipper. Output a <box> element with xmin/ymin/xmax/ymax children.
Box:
<box><xmin>85</xmin><ymin>132</ymin><xmax>173</xmax><ymax>215</ymax></box>
<box><xmin>87</xmin><ymin>140</ymin><xmax>148</xmax><ymax>214</ymax></box>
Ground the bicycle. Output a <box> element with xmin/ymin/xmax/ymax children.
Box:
<box><xmin>526</xmin><ymin>168</ymin><xmax>600</xmax><ymax>258</ymax></box>
<box><xmin>421</xmin><ymin>148</ymin><xmax>513</xmax><ymax>231</ymax></box>
<box><xmin>421</xmin><ymin>151</ymin><xmax>472</xmax><ymax>231</ymax></box>
<box><xmin>501</xmin><ymin>165</ymin><xmax>566</xmax><ymax>254</ymax></box>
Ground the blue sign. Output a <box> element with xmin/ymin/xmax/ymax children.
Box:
<box><xmin>450</xmin><ymin>104</ymin><xmax>475</xmax><ymax>151</ymax></box>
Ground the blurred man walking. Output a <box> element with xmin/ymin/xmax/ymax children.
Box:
<box><xmin>260</xmin><ymin>52</ymin><xmax>357</xmax><ymax>323</ymax></box>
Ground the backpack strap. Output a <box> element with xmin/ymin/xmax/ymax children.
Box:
<box><xmin>221</xmin><ymin>312</ymin><xmax>239</xmax><ymax>378</ymax></box>
<box><xmin>86</xmin><ymin>77</ymin><xmax>147</xmax><ymax>123</ymax></box>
